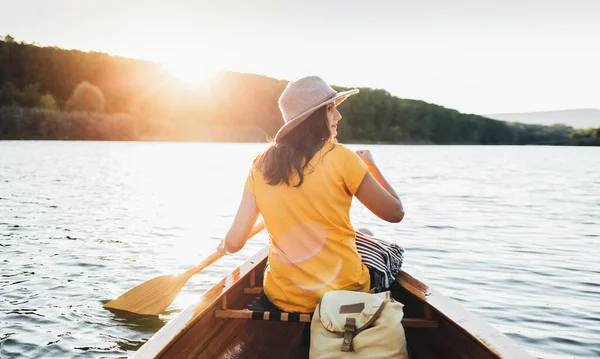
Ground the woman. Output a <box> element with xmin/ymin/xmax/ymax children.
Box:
<box><xmin>217</xmin><ymin>76</ymin><xmax>404</xmax><ymax>313</ymax></box>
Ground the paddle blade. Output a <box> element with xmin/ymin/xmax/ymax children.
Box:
<box><xmin>104</xmin><ymin>222</ymin><xmax>266</xmax><ymax>316</ymax></box>
<box><xmin>103</xmin><ymin>274</ymin><xmax>188</xmax><ymax>316</ymax></box>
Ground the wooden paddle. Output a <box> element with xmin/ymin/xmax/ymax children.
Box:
<box><xmin>103</xmin><ymin>221</ymin><xmax>266</xmax><ymax>315</ymax></box>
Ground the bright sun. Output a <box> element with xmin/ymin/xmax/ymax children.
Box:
<box><xmin>163</xmin><ymin>58</ymin><xmax>218</xmax><ymax>86</ymax></box>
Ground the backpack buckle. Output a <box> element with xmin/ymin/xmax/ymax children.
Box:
<box><xmin>341</xmin><ymin>317</ymin><xmax>356</xmax><ymax>352</ymax></box>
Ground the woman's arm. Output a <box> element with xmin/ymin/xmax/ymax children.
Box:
<box><xmin>354</xmin><ymin>150</ymin><xmax>404</xmax><ymax>223</ymax></box>
<box><xmin>218</xmin><ymin>189</ymin><xmax>260</xmax><ymax>254</ymax></box>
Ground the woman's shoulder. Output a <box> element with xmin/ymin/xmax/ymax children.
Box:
<box><xmin>328</xmin><ymin>142</ymin><xmax>356</xmax><ymax>158</ymax></box>
<box><xmin>313</xmin><ymin>142</ymin><xmax>358</xmax><ymax>168</ymax></box>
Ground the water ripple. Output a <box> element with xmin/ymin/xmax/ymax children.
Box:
<box><xmin>1</xmin><ymin>142</ymin><xmax>599</xmax><ymax>358</ymax></box>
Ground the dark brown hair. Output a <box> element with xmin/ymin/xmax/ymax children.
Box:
<box><xmin>254</xmin><ymin>106</ymin><xmax>333</xmax><ymax>187</ymax></box>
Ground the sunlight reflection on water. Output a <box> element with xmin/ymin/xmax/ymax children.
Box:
<box><xmin>1</xmin><ymin>141</ymin><xmax>599</xmax><ymax>359</ymax></box>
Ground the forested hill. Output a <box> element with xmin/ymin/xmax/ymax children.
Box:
<box><xmin>1</xmin><ymin>36</ymin><xmax>597</xmax><ymax>145</ymax></box>
<box><xmin>487</xmin><ymin>109</ymin><xmax>600</xmax><ymax>129</ymax></box>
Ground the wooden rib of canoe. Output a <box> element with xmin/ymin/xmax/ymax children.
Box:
<box><xmin>134</xmin><ymin>246</ymin><xmax>533</xmax><ymax>358</ymax></box>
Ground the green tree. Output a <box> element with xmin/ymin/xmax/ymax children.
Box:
<box><xmin>66</xmin><ymin>81</ymin><xmax>105</xmax><ymax>112</ymax></box>
<box><xmin>22</xmin><ymin>83</ymin><xmax>42</xmax><ymax>107</ymax></box>
<box><xmin>571</xmin><ymin>127</ymin><xmax>600</xmax><ymax>139</ymax></box>
<box><xmin>0</xmin><ymin>82</ymin><xmax>20</xmax><ymax>105</ymax></box>
<box><xmin>40</xmin><ymin>93</ymin><xmax>58</xmax><ymax>110</ymax></box>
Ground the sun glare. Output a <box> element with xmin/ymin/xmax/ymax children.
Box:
<box><xmin>163</xmin><ymin>59</ymin><xmax>218</xmax><ymax>86</ymax></box>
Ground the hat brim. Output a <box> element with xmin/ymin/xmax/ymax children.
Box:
<box><xmin>274</xmin><ymin>89</ymin><xmax>359</xmax><ymax>142</ymax></box>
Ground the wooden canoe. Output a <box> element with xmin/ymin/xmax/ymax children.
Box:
<box><xmin>134</xmin><ymin>246</ymin><xmax>533</xmax><ymax>358</ymax></box>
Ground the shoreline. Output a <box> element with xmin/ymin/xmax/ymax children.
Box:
<box><xmin>1</xmin><ymin>138</ymin><xmax>599</xmax><ymax>146</ymax></box>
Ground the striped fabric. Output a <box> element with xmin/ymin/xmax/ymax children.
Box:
<box><xmin>355</xmin><ymin>231</ymin><xmax>405</xmax><ymax>292</ymax></box>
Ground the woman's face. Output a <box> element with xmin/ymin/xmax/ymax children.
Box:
<box><xmin>326</xmin><ymin>103</ymin><xmax>342</xmax><ymax>138</ymax></box>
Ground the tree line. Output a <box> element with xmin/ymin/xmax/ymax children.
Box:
<box><xmin>0</xmin><ymin>35</ymin><xmax>596</xmax><ymax>145</ymax></box>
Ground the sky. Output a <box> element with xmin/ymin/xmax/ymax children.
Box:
<box><xmin>0</xmin><ymin>0</ymin><xmax>599</xmax><ymax>114</ymax></box>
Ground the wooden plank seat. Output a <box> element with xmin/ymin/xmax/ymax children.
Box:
<box><xmin>216</xmin><ymin>292</ymin><xmax>313</xmax><ymax>322</ymax></box>
<box><xmin>215</xmin><ymin>288</ymin><xmax>439</xmax><ymax>328</ymax></box>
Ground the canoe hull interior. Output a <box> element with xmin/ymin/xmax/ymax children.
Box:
<box><xmin>134</xmin><ymin>246</ymin><xmax>532</xmax><ymax>359</ymax></box>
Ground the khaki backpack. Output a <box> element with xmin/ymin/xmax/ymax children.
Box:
<box><xmin>309</xmin><ymin>290</ymin><xmax>408</xmax><ymax>359</ymax></box>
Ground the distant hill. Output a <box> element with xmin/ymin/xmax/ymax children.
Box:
<box><xmin>486</xmin><ymin>109</ymin><xmax>600</xmax><ymax>129</ymax></box>
<box><xmin>0</xmin><ymin>36</ymin><xmax>597</xmax><ymax>145</ymax></box>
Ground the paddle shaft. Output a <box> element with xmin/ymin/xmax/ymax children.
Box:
<box><xmin>183</xmin><ymin>221</ymin><xmax>266</xmax><ymax>280</ymax></box>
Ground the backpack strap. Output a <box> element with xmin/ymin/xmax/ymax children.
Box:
<box><xmin>341</xmin><ymin>317</ymin><xmax>356</xmax><ymax>352</ymax></box>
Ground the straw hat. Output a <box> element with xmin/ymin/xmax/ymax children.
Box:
<box><xmin>275</xmin><ymin>76</ymin><xmax>359</xmax><ymax>142</ymax></box>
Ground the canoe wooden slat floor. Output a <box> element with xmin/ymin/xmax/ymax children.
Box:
<box><xmin>134</xmin><ymin>246</ymin><xmax>534</xmax><ymax>359</ymax></box>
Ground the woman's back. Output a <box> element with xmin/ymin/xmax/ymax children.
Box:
<box><xmin>220</xmin><ymin>75</ymin><xmax>404</xmax><ymax>313</ymax></box>
<box><xmin>245</xmin><ymin>142</ymin><xmax>371</xmax><ymax>313</ymax></box>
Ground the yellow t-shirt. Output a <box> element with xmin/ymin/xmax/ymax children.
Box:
<box><xmin>244</xmin><ymin>142</ymin><xmax>371</xmax><ymax>313</ymax></box>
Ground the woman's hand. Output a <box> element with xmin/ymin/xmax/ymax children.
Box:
<box><xmin>355</xmin><ymin>149</ymin><xmax>375</xmax><ymax>167</ymax></box>
<box><xmin>216</xmin><ymin>240</ymin><xmax>228</xmax><ymax>255</ymax></box>
<box><xmin>354</xmin><ymin>148</ymin><xmax>404</xmax><ymax>223</ymax></box>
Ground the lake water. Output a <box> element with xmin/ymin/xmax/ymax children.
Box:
<box><xmin>1</xmin><ymin>141</ymin><xmax>599</xmax><ymax>359</ymax></box>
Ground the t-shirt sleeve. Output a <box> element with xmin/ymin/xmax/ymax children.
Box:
<box><xmin>244</xmin><ymin>168</ymin><xmax>255</xmax><ymax>195</ymax></box>
<box><xmin>341</xmin><ymin>146</ymin><xmax>369</xmax><ymax>195</ymax></box>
